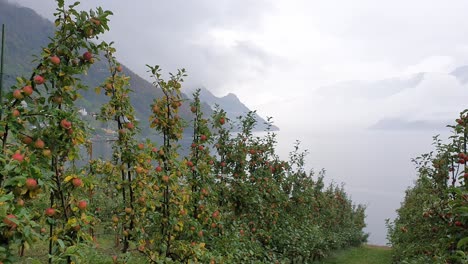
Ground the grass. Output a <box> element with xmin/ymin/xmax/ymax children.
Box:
<box><xmin>314</xmin><ymin>244</ymin><xmax>392</xmax><ymax>264</ymax></box>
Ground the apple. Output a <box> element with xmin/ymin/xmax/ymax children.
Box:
<box><xmin>90</xmin><ymin>17</ymin><xmax>101</xmax><ymax>26</ymax></box>
<box><xmin>212</xmin><ymin>210</ymin><xmax>220</xmax><ymax>219</ymax></box>
<box><xmin>135</xmin><ymin>166</ymin><xmax>144</xmax><ymax>174</ymax></box>
<box><xmin>3</xmin><ymin>214</ymin><xmax>17</xmax><ymax>228</ymax></box>
<box><xmin>116</xmin><ymin>65</ymin><xmax>123</xmax><ymax>72</ymax></box>
<box><xmin>83</xmin><ymin>51</ymin><xmax>93</xmax><ymax>61</ymax></box>
<box><xmin>25</xmin><ymin>178</ymin><xmax>37</xmax><ymax>190</ymax></box>
<box><xmin>13</xmin><ymin>89</ymin><xmax>23</xmax><ymax>99</ymax></box>
<box><xmin>112</xmin><ymin>215</ymin><xmax>119</xmax><ymax>223</ymax></box>
<box><xmin>50</xmin><ymin>55</ymin><xmax>60</xmax><ymax>65</ymax></box>
<box><xmin>200</xmin><ymin>135</ymin><xmax>207</xmax><ymax>141</ymax></box>
<box><xmin>21</xmin><ymin>136</ymin><xmax>33</xmax><ymax>145</ymax></box>
<box><xmin>219</xmin><ymin>117</ymin><xmax>225</xmax><ymax>125</ymax></box>
<box><xmin>34</xmin><ymin>139</ymin><xmax>45</xmax><ymax>149</ymax></box>
<box><xmin>77</xmin><ymin>200</ymin><xmax>87</xmax><ymax>210</ymax></box>
<box><xmin>16</xmin><ymin>198</ymin><xmax>25</xmax><ymax>207</ymax></box>
<box><xmin>45</xmin><ymin>207</ymin><xmax>56</xmax><ymax>217</ymax></box>
<box><xmin>43</xmin><ymin>149</ymin><xmax>52</xmax><ymax>157</ymax></box>
<box><xmin>12</xmin><ymin>152</ymin><xmax>24</xmax><ymax>162</ymax></box>
<box><xmin>12</xmin><ymin>109</ymin><xmax>20</xmax><ymax>117</ymax></box>
<box><xmin>155</xmin><ymin>166</ymin><xmax>162</xmax><ymax>172</ymax></box>
<box><xmin>138</xmin><ymin>143</ymin><xmax>144</xmax><ymax>149</ymax></box>
<box><xmin>191</xmin><ymin>106</ymin><xmax>197</xmax><ymax>113</ymax></box>
<box><xmin>60</xmin><ymin>119</ymin><xmax>72</xmax><ymax>130</ymax></box>
<box><xmin>52</xmin><ymin>96</ymin><xmax>63</xmax><ymax>104</ymax></box>
<box><xmin>34</xmin><ymin>75</ymin><xmax>45</xmax><ymax>85</ymax></box>
<box><xmin>162</xmin><ymin>175</ymin><xmax>169</xmax><ymax>183</ymax></box>
<box><xmin>105</xmin><ymin>83</ymin><xmax>113</xmax><ymax>91</ymax></box>
<box><xmin>198</xmin><ymin>145</ymin><xmax>204</xmax><ymax>151</ymax></box>
<box><xmin>125</xmin><ymin>122</ymin><xmax>134</xmax><ymax>130</ymax></box>
<box><xmin>455</xmin><ymin>221</ymin><xmax>463</xmax><ymax>227</ymax></box>
<box><xmin>125</xmin><ymin>207</ymin><xmax>132</xmax><ymax>214</ymax></box>
<box><xmin>187</xmin><ymin>161</ymin><xmax>194</xmax><ymax>167</ymax></box>
<box><xmin>72</xmin><ymin>178</ymin><xmax>83</xmax><ymax>187</ymax></box>
<box><xmin>151</xmin><ymin>147</ymin><xmax>158</xmax><ymax>153</ymax></box>
<box><xmin>22</xmin><ymin>85</ymin><xmax>33</xmax><ymax>96</ymax></box>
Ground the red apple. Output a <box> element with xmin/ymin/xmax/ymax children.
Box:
<box><xmin>25</xmin><ymin>178</ymin><xmax>37</xmax><ymax>190</ymax></box>
<box><xmin>72</xmin><ymin>178</ymin><xmax>83</xmax><ymax>187</ymax></box>
<box><xmin>126</xmin><ymin>122</ymin><xmax>134</xmax><ymax>130</ymax></box>
<box><xmin>135</xmin><ymin>166</ymin><xmax>144</xmax><ymax>174</ymax></box>
<box><xmin>3</xmin><ymin>214</ymin><xmax>17</xmax><ymax>228</ymax></box>
<box><xmin>83</xmin><ymin>51</ymin><xmax>93</xmax><ymax>61</ymax></box>
<box><xmin>60</xmin><ymin>119</ymin><xmax>72</xmax><ymax>130</ymax></box>
<box><xmin>200</xmin><ymin>135</ymin><xmax>207</xmax><ymax>141</ymax></box>
<box><xmin>22</xmin><ymin>85</ymin><xmax>33</xmax><ymax>96</ymax></box>
<box><xmin>162</xmin><ymin>175</ymin><xmax>169</xmax><ymax>183</ymax></box>
<box><xmin>116</xmin><ymin>65</ymin><xmax>123</xmax><ymax>72</ymax></box>
<box><xmin>12</xmin><ymin>152</ymin><xmax>24</xmax><ymax>162</ymax></box>
<box><xmin>16</xmin><ymin>199</ymin><xmax>25</xmax><ymax>207</ymax></box>
<box><xmin>50</xmin><ymin>55</ymin><xmax>60</xmax><ymax>65</ymax></box>
<box><xmin>34</xmin><ymin>139</ymin><xmax>45</xmax><ymax>149</ymax></box>
<box><xmin>13</xmin><ymin>89</ymin><xmax>23</xmax><ymax>99</ymax></box>
<box><xmin>45</xmin><ymin>208</ymin><xmax>56</xmax><ymax>217</ymax></box>
<box><xmin>34</xmin><ymin>75</ymin><xmax>45</xmax><ymax>85</ymax></box>
<box><xmin>77</xmin><ymin>200</ymin><xmax>87</xmax><ymax>210</ymax></box>
<box><xmin>125</xmin><ymin>207</ymin><xmax>132</xmax><ymax>214</ymax></box>
<box><xmin>21</xmin><ymin>136</ymin><xmax>33</xmax><ymax>145</ymax></box>
<box><xmin>12</xmin><ymin>109</ymin><xmax>20</xmax><ymax>117</ymax></box>
<box><xmin>219</xmin><ymin>117</ymin><xmax>225</xmax><ymax>125</ymax></box>
<box><xmin>90</xmin><ymin>17</ymin><xmax>101</xmax><ymax>26</ymax></box>
<box><xmin>155</xmin><ymin>166</ymin><xmax>162</xmax><ymax>172</ymax></box>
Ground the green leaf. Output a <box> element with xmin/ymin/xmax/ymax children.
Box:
<box><xmin>458</xmin><ymin>237</ymin><xmax>468</xmax><ymax>249</ymax></box>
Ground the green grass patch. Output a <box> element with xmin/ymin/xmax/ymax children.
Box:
<box><xmin>315</xmin><ymin>245</ymin><xmax>392</xmax><ymax>264</ymax></box>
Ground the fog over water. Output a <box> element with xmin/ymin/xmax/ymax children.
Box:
<box><xmin>266</xmin><ymin>128</ymin><xmax>451</xmax><ymax>245</ymax></box>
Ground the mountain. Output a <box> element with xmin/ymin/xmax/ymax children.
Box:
<box><xmin>0</xmin><ymin>0</ymin><xmax>275</xmax><ymax>136</ymax></box>
<box><xmin>197</xmin><ymin>88</ymin><xmax>279</xmax><ymax>131</ymax></box>
<box><xmin>450</xmin><ymin>65</ymin><xmax>468</xmax><ymax>84</ymax></box>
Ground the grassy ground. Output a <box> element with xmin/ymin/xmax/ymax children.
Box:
<box><xmin>315</xmin><ymin>245</ymin><xmax>392</xmax><ymax>264</ymax></box>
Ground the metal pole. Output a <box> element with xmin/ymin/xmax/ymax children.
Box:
<box><xmin>0</xmin><ymin>24</ymin><xmax>5</xmax><ymax>118</ymax></box>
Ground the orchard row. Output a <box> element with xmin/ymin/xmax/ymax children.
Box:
<box><xmin>0</xmin><ymin>1</ymin><xmax>367</xmax><ymax>263</ymax></box>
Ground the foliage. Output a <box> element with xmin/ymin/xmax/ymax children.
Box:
<box><xmin>387</xmin><ymin>112</ymin><xmax>468</xmax><ymax>263</ymax></box>
<box><xmin>0</xmin><ymin>1</ymin><xmax>367</xmax><ymax>263</ymax></box>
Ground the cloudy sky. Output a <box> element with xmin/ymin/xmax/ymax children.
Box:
<box><xmin>10</xmin><ymin>0</ymin><xmax>468</xmax><ymax>245</ymax></box>
<box><xmin>11</xmin><ymin>0</ymin><xmax>468</xmax><ymax>129</ymax></box>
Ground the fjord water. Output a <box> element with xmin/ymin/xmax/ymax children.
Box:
<box><xmin>265</xmin><ymin>128</ymin><xmax>450</xmax><ymax>245</ymax></box>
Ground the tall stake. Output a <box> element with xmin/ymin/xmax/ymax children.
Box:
<box><xmin>0</xmin><ymin>24</ymin><xmax>5</xmax><ymax>118</ymax></box>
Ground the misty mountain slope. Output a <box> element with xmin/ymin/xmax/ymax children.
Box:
<box><xmin>0</xmin><ymin>0</ymin><xmax>274</xmax><ymax>135</ymax></box>
<box><xmin>451</xmin><ymin>65</ymin><xmax>468</xmax><ymax>84</ymax></box>
<box><xmin>197</xmin><ymin>87</ymin><xmax>279</xmax><ymax>131</ymax></box>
